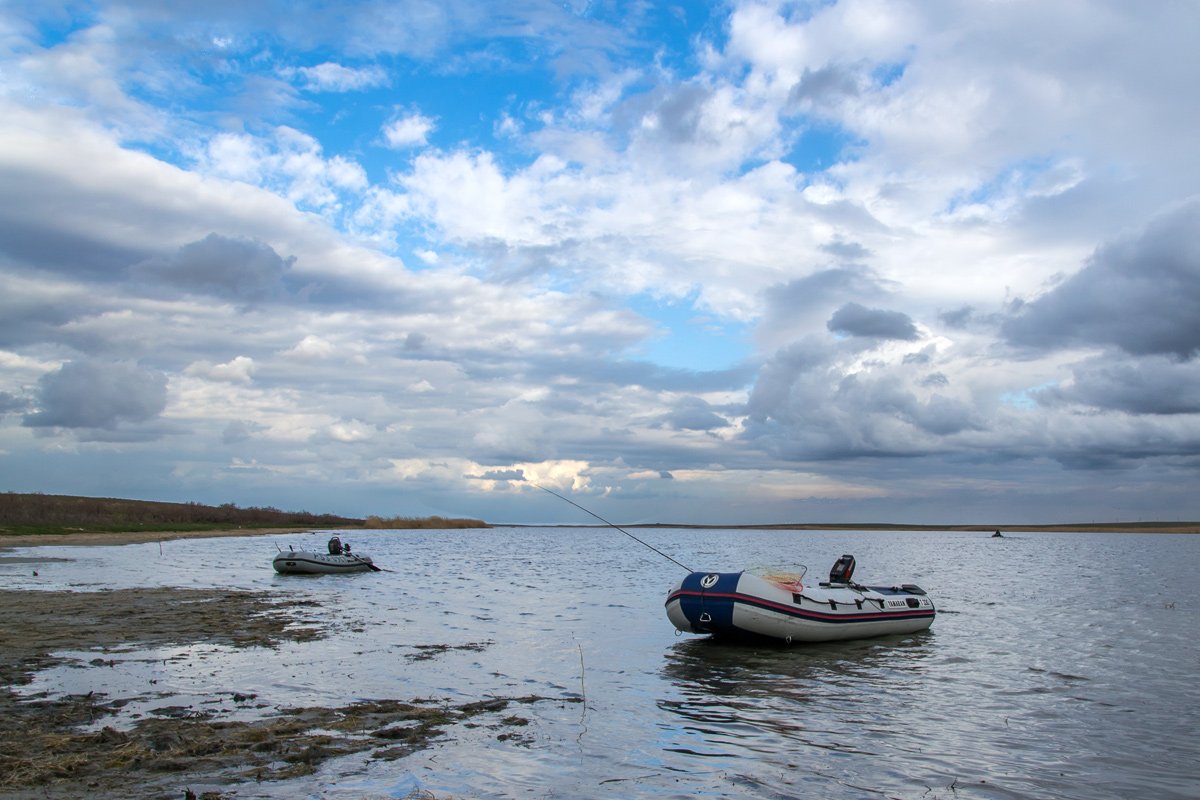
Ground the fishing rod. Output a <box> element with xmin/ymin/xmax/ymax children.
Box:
<box><xmin>534</xmin><ymin>483</ymin><xmax>693</xmax><ymax>573</ymax></box>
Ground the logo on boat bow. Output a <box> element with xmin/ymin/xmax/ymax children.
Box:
<box><xmin>700</xmin><ymin>574</ymin><xmax>720</xmax><ymax>589</ymax></box>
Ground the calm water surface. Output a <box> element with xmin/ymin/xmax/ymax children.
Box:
<box><xmin>3</xmin><ymin>528</ymin><xmax>1197</xmax><ymax>799</ymax></box>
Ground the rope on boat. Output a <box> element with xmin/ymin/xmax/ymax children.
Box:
<box><xmin>534</xmin><ymin>483</ymin><xmax>693</xmax><ymax>573</ymax></box>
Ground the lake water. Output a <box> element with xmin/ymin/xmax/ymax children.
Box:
<box><xmin>3</xmin><ymin>527</ymin><xmax>1198</xmax><ymax>799</ymax></box>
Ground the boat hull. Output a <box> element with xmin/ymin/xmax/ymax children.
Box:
<box><xmin>666</xmin><ymin>571</ymin><xmax>935</xmax><ymax>643</ymax></box>
<box><xmin>272</xmin><ymin>551</ymin><xmax>374</xmax><ymax>575</ymax></box>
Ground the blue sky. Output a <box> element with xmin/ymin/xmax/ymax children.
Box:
<box><xmin>2</xmin><ymin>0</ymin><xmax>1199</xmax><ymax>524</ymax></box>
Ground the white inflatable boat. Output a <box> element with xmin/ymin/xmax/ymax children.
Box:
<box><xmin>272</xmin><ymin>539</ymin><xmax>377</xmax><ymax>575</ymax></box>
<box><xmin>665</xmin><ymin>555</ymin><xmax>935</xmax><ymax>643</ymax></box>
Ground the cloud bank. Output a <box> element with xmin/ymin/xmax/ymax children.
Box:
<box><xmin>0</xmin><ymin>0</ymin><xmax>1197</xmax><ymax>523</ymax></box>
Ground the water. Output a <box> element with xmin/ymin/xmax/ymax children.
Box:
<box><xmin>3</xmin><ymin>527</ymin><xmax>1198</xmax><ymax>799</ymax></box>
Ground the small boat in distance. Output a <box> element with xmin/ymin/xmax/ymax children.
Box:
<box><xmin>272</xmin><ymin>535</ymin><xmax>378</xmax><ymax>574</ymax></box>
<box><xmin>665</xmin><ymin>554</ymin><xmax>935</xmax><ymax>643</ymax></box>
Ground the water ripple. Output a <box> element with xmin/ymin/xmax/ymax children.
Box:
<box><xmin>4</xmin><ymin>527</ymin><xmax>1198</xmax><ymax>798</ymax></box>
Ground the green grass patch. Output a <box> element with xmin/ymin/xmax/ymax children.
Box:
<box><xmin>0</xmin><ymin>492</ymin><xmax>490</xmax><ymax>535</ymax></box>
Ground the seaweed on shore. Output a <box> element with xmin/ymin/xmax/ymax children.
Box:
<box><xmin>0</xmin><ymin>693</ymin><xmax>562</xmax><ymax>793</ymax></box>
<box><xmin>0</xmin><ymin>587</ymin><xmax>572</xmax><ymax>799</ymax></box>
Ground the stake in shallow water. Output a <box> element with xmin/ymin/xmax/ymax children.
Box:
<box><xmin>534</xmin><ymin>484</ymin><xmax>692</xmax><ymax>572</ymax></box>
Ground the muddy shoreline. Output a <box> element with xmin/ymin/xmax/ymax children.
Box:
<box><xmin>0</xmin><ymin>586</ymin><xmax>566</xmax><ymax>799</ymax></box>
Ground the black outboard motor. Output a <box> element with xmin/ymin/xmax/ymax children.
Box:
<box><xmin>828</xmin><ymin>554</ymin><xmax>856</xmax><ymax>584</ymax></box>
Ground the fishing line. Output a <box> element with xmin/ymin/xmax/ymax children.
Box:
<box><xmin>534</xmin><ymin>483</ymin><xmax>692</xmax><ymax>573</ymax></box>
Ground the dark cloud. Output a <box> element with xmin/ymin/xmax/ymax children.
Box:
<box><xmin>827</xmin><ymin>302</ymin><xmax>919</xmax><ymax>340</ymax></box>
<box><xmin>0</xmin><ymin>391</ymin><xmax>28</xmax><ymax>414</ymax></box>
<box><xmin>758</xmin><ymin>268</ymin><xmax>892</xmax><ymax>348</ymax></box>
<box><xmin>222</xmin><ymin>420</ymin><xmax>260</xmax><ymax>444</ymax></box>
<box><xmin>833</xmin><ymin>374</ymin><xmax>978</xmax><ymax>438</ymax></box>
<box><xmin>654</xmin><ymin>84</ymin><xmax>715</xmax><ymax>145</ymax></box>
<box><xmin>1035</xmin><ymin>356</ymin><xmax>1200</xmax><ymax>414</ymax></box>
<box><xmin>69</xmin><ymin>424</ymin><xmax>179</xmax><ymax>444</ymax></box>
<box><xmin>471</xmin><ymin>468</ymin><xmax>526</xmax><ymax>481</ymax></box>
<box><xmin>1050</xmin><ymin>441</ymin><xmax>1198</xmax><ymax>472</ymax></box>
<box><xmin>0</xmin><ymin>282</ymin><xmax>107</xmax><ymax>352</ymax></box>
<box><xmin>0</xmin><ymin>218</ymin><xmax>153</xmax><ymax>279</ymax></box>
<box><xmin>662</xmin><ymin>396</ymin><xmax>727</xmax><ymax>431</ymax></box>
<box><xmin>513</xmin><ymin>354</ymin><xmax>756</xmax><ymax>395</ymax></box>
<box><xmin>819</xmin><ymin>238</ymin><xmax>872</xmax><ymax>260</ymax></box>
<box><xmin>744</xmin><ymin>338</ymin><xmax>981</xmax><ymax>460</ymax></box>
<box><xmin>902</xmin><ymin>349</ymin><xmax>932</xmax><ymax>365</ymax></box>
<box><xmin>787</xmin><ymin>64</ymin><xmax>865</xmax><ymax>111</ymax></box>
<box><xmin>939</xmin><ymin>306</ymin><xmax>975</xmax><ymax>329</ymax></box>
<box><xmin>1003</xmin><ymin>200</ymin><xmax>1200</xmax><ymax>359</ymax></box>
<box><xmin>908</xmin><ymin>393</ymin><xmax>979</xmax><ymax>436</ymax></box>
<box><xmin>766</xmin><ymin>269</ymin><xmax>881</xmax><ymax>311</ymax></box>
<box><xmin>0</xmin><ymin>308</ymin><xmax>72</xmax><ymax>350</ymax></box>
<box><xmin>132</xmin><ymin>233</ymin><xmax>294</xmax><ymax>302</ymax></box>
<box><xmin>23</xmin><ymin>360</ymin><xmax>168</xmax><ymax>430</ymax></box>
<box><xmin>744</xmin><ymin>338</ymin><xmax>831</xmax><ymax>422</ymax></box>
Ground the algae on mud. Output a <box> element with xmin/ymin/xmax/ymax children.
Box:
<box><xmin>0</xmin><ymin>587</ymin><xmax>569</xmax><ymax>798</ymax></box>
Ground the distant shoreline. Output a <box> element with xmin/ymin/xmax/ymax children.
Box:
<box><xmin>2</xmin><ymin>520</ymin><xmax>1198</xmax><ymax>548</ymax></box>
<box><xmin>505</xmin><ymin>523</ymin><xmax>1200</xmax><ymax>534</ymax></box>
<box><xmin>608</xmin><ymin>522</ymin><xmax>1200</xmax><ymax>533</ymax></box>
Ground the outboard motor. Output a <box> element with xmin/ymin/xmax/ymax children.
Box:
<box><xmin>828</xmin><ymin>554</ymin><xmax>856</xmax><ymax>584</ymax></box>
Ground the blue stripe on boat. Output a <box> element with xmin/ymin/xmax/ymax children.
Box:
<box><xmin>673</xmin><ymin>571</ymin><xmax>743</xmax><ymax>632</ymax></box>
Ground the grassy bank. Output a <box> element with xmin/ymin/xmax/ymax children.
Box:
<box><xmin>0</xmin><ymin>493</ymin><xmax>488</xmax><ymax>537</ymax></box>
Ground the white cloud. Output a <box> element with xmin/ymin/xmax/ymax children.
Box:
<box><xmin>286</xmin><ymin>335</ymin><xmax>337</xmax><ymax>359</ymax></box>
<box><xmin>8</xmin><ymin>22</ymin><xmax>167</xmax><ymax>140</ymax></box>
<box><xmin>382</xmin><ymin>111</ymin><xmax>436</xmax><ymax>148</ymax></box>
<box><xmin>327</xmin><ymin>418</ymin><xmax>374</xmax><ymax>442</ymax></box>
<box><xmin>185</xmin><ymin>356</ymin><xmax>256</xmax><ymax>384</ymax></box>
<box><xmin>196</xmin><ymin>127</ymin><xmax>368</xmax><ymax>213</ymax></box>
<box><xmin>292</xmin><ymin>62</ymin><xmax>388</xmax><ymax>92</ymax></box>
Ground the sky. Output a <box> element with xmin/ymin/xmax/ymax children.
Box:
<box><xmin>1</xmin><ymin>0</ymin><xmax>1199</xmax><ymax>525</ymax></box>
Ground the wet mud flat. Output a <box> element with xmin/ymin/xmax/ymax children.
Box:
<box><xmin>0</xmin><ymin>586</ymin><xmax>563</xmax><ymax>799</ymax></box>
